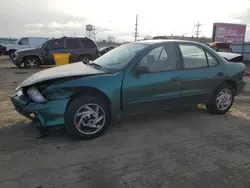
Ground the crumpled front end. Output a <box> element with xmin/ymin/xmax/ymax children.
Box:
<box><xmin>10</xmin><ymin>88</ymin><xmax>70</xmax><ymax>127</ymax></box>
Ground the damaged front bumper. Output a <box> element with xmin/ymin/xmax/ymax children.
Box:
<box><xmin>10</xmin><ymin>94</ymin><xmax>69</xmax><ymax>127</ymax></box>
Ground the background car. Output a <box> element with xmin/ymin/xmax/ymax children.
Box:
<box><xmin>98</xmin><ymin>46</ymin><xmax>115</xmax><ymax>56</ymax></box>
<box><xmin>217</xmin><ymin>52</ymin><xmax>244</xmax><ymax>62</ymax></box>
<box><xmin>3</xmin><ymin>37</ymin><xmax>50</xmax><ymax>59</ymax></box>
<box><xmin>11</xmin><ymin>40</ymin><xmax>246</xmax><ymax>139</ymax></box>
<box><xmin>207</xmin><ymin>42</ymin><xmax>233</xmax><ymax>52</ymax></box>
<box><xmin>12</xmin><ymin>37</ymin><xmax>99</xmax><ymax>69</ymax></box>
<box><xmin>152</xmin><ymin>36</ymin><xmax>169</xmax><ymax>39</ymax></box>
<box><xmin>206</xmin><ymin>42</ymin><xmax>248</xmax><ymax>74</ymax></box>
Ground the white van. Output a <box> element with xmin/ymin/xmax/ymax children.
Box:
<box><xmin>4</xmin><ymin>37</ymin><xmax>50</xmax><ymax>58</ymax></box>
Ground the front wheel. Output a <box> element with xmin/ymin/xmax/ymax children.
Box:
<box><xmin>206</xmin><ymin>83</ymin><xmax>235</xmax><ymax>114</ymax></box>
<box><xmin>65</xmin><ymin>95</ymin><xmax>111</xmax><ymax>139</ymax></box>
<box><xmin>79</xmin><ymin>55</ymin><xmax>91</xmax><ymax>64</ymax></box>
<box><xmin>24</xmin><ymin>57</ymin><xmax>40</xmax><ymax>69</ymax></box>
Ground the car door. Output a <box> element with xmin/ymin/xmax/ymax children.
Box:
<box><xmin>177</xmin><ymin>42</ymin><xmax>226</xmax><ymax>106</ymax></box>
<box><xmin>42</xmin><ymin>38</ymin><xmax>65</xmax><ymax>65</ymax></box>
<box><xmin>65</xmin><ymin>38</ymin><xmax>82</xmax><ymax>63</ymax></box>
<box><xmin>122</xmin><ymin>42</ymin><xmax>182</xmax><ymax>115</ymax></box>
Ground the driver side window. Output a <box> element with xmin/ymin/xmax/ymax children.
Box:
<box><xmin>139</xmin><ymin>44</ymin><xmax>177</xmax><ymax>72</ymax></box>
<box><xmin>19</xmin><ymin>38</ymin><xmax>29</xmax><ymax>45</ymax></box>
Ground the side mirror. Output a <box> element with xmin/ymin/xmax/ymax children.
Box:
<box><xmin>135</xmin><ymin>65</ymin><xmax>149</xmax><ymax>74</ymax></box>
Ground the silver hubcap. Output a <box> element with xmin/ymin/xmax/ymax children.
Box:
<box><xmin>216</xmin><ymin>89</ymin><xmax>232</xmax><ymax>111</ymax></box>
<box><xmin>82</xmin><ymin>57</ymin><xmax>89</xmax><ymax>63</ymax></box>
<box><xmin>74</xmin><ymin>103</ymin><xmax>106</xmax><ymax>135</ymax></box>
<box><xmin>27</xmin><ymin>59</ymin><xmax>37</xmax><ymax>68</ymax></box>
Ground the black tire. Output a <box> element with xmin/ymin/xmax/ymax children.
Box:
<box><xmin>65</xmin><ymin>95</ymin><xmax>111</xmax><ymax>140</ymax></box>
<box><xmin>206</xmin><ymin>83</ymin><xmax>235</xmax><ymax>114</ymax></box>
<box><xmin>8</xmin><ymin>50</ymin><xmax>16</xmax><ymax>59</ymax></box>
<box><xmin>24</xmin><ymin>56</ymin><xmax>40</xmax><ymax>69</ymax></box>
<box><xmin>78</xmin><ymin>55</ymin><xmax>91</xmax><ymax>64</ymax></box>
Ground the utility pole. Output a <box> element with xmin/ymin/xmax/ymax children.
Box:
<box><xmin>73</xmin><ymin>32</ymin><xmax>75</xmax><ymax>37</ymax></box>
<box><xmin>133</xmin><ymin>14</ymin><xmax>139</xmax><ymax>41</ymax></box>
<box><xmin>194</xmin><ymin>21</ymin><xmax>202</xmax><ymax>38</ymax></box>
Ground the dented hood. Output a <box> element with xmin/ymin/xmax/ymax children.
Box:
<box><xmin>16</xmin><ymin>62</ymin><xmax>105</xmax><ymax>90</ymax></box>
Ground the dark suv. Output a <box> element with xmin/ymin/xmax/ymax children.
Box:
<box><xmin>12</xmin><ymin>37</ymin><xmax>99</xmax><ymax>69</ymax></box>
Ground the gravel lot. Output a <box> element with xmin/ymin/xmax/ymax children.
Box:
<box><xmin>1</xmin><ymin>56</ymin><xmax>250</xmax><ymax>188</ymax></box>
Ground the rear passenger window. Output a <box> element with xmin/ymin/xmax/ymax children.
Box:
<box><xmin>80</xmin><ymin>40</ymin><xmax>97</xmax><ymax>48</ymax></box>
<box><xmin>66</xmin><ymin>39</ymin><xmax>81</xmax><ymax>49</ymax></box>
<box><xmin>205</xmin><ymin>51</ymin><xmax>219</xmax><ymax>66</ymax></box>
<box><xmin>48</xmin><ymin>39</ymin><xmax>64</xmax><ymax>50</ymax></box>
<box><xmin>179</xmin><ymin>44</ymin><xmax>208</xmax><ymax>69</ymax></box>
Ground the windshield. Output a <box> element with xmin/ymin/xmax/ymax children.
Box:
<box><xmin>92</xmin><ymin>43</ymin><xmax>149</xmax><ymax>71</ymax></box>
<box><xmin>15</xmin><ymin>38</ymin><xmax>21</xmax><ymax>44</ymax></box>
<box><xmin>36</xmin><ymin>41</ymin><xmax>48</xmax><ymax>48</ymax></box>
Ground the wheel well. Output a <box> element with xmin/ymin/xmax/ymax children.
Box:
<box><xmin>67</xmin><ymin>87</ymin><xmax>111</xmax><ymax>111</ymax></box>
<box><xmin>23</xmin><ymin>55</ymin><xmax>41</xmax><ymax>63</ymax></box>
<box><xmin>8</xmin><ymin>49</ymin><xmax>16</xmax><ymax>54</ymax></box>
<box><xmin>225</xmin><ymin>79</ymin><xmax>237</xmax><ymax>92</ymax></box>
<box><xmin>79</xmin><ymin>54</ymin><xmax>92</xmax><ymax>60</ymax></box>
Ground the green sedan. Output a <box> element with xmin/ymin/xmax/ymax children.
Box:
<box><xmin>10</xmin><ymin>40</ymin><xmax>246</xmax><ymax>139</ymax></box>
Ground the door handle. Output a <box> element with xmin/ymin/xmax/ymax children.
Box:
<box><xmin>217</xmin><ymin>72</ymin><xmax>224</xmax><ymax>76</ymax></box>
<box><xmin>171</xmin><ymin>77</ymin><xmax>181</xmax><ymax>81</ymax></box>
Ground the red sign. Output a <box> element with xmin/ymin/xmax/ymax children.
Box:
<box><xmin>214</xmin><ymin>23</ymin><xmax>246</xmax><ymax>42</ymax></box>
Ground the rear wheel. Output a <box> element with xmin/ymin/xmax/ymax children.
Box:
<box><xmin>206</xmin><ymin>83</ymin><xmax>235</xmax><ymax>114</ymax></box>
<box><xmin>79</xmin><ymin>55</ymin><xmax>91</xmax><ymax>64</ymax></box>
<box><xmin>65</xmin><ymin>95</ymin><xmax>111</xmax><ymax>139</ymax></box>
<box><xmin>24</xmin><ymin>56</ymin><xmax>40</xmax><ymax>69</ymax></box>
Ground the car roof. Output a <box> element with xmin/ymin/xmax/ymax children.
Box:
<box><xmin>23</xmin><ymin>37</ymin><xmax>50</xmax><ymax>39</ymax></box>
<box><xmin>133</xmin><ymin>39</ymin><xmax>203</xmax><ymax>45</ymax></box>
<box><xmin>60</xmin><ymin>36</ymin><xmax>93</xmax><ymax>40</ymax></box>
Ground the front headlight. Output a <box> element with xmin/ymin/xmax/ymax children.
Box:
<box><xmin>27</xmin><ymin>86</ymin><xmax>46</xmax><ymax>103</ymax></box>
<box><xmin>16</xmin><ymin>88</ymin><xmax>23</xmax><ymax>97</ymax></box>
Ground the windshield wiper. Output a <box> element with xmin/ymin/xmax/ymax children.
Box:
<box><xmin>88</xmin><ymin>62</ymin><xmax>102</xmax><ymax>69</ymax></box>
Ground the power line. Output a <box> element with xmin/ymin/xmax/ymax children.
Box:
<box><xmin>133</xmin><ymin>14</ymin><xmax>139</xmax><ymax>41</ymax></box>
<box><xmin>194</xmin><ymin>21</ymin><xmax>202</xmax><ymax>38</ymax></box>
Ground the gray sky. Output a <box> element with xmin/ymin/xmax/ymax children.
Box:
<box><xmin>1</xmin><ymin>0</ymin><xmax>250</xmax><ymax>42</ymax></box>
